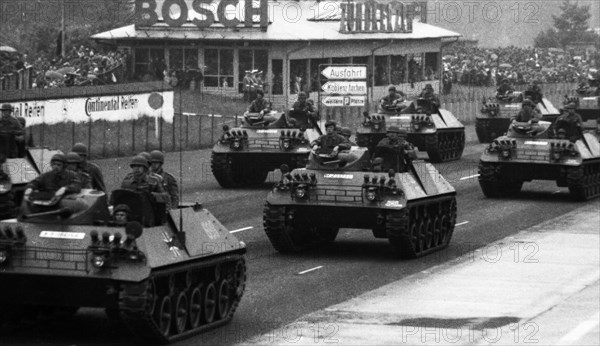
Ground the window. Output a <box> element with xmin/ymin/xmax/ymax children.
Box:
<box><xmin>238</xmin><ymin>49</ymin><xmax>268</xmax><ymax>92</ymax></box>
<box><xmin>424</xmin><ymin>52</ymin><xmax>439</xmax><ymax>81</ymax></box>
<box><xmin>309</xmin><ymin>58</ymin><xmax>328</xmax><ymax>92</ymax></box>
<box><xmin>204</xmin><ymin>48</ymin><xmax>233</xmax><ymax>87</ymax></box>
<box><xmin>290</xmin><ymin>59</ymin><xmax>308</xmax><ymax>94</ymax></box>
<box><xmin>374</xmin><ymin>55</ymin><xmax>389</xmax><ymax>86</ymax></box>
<box><xmin>408</xmin><ymin>54</ymin><xmax>423</xmax><ymax>83</ymax></box>
<box><xmin>272</xmin><ymin>59</ymin><xmax>283</xmax><ymax>95</ymax></box>
<box><xmin>134</xmin><ymin>48</ymin><xmax>165</xmax><ymax>80</ymax></box>
<box><xmin>391</xmin><ymin>55</ymin><xmax>406</xmax><ymax>84</ymax></box>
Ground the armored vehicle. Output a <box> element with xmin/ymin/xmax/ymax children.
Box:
<box><xmin>263</xmin><ymin>145</ymin><xmax>457</xmax><ymax>258</ymax></box>
<box><xmin>0</xmin><ymin>132</ymin><xmax>60</xmax><ymax>219</ymax></box>
<box><xmin>0</xmin><ymin>188</ymin><xmax>247</xmax><ymax>343</ymax></box>
<box><xmin>562</xmin><ymin>83</ymin><xmax>600</xmax><ymax>123</ymax></box>
<box><xmin>477</xmin><ymin>91</ymin><xmax>560</xmax><ymax>143</ymax></box>
<box><xmin>211</xmin><ymin>110</ymin><xmax>322</xmax><ymax>188</ymax></box>
<box><xmin>479</xmin><ymin>120</ymin><xmax>600</xmax><ymax>200</ymax></box>
<box><xmin>356</xmin><ymin>98</ymin><xmax>465</xmax><ymax>162</ymax></box>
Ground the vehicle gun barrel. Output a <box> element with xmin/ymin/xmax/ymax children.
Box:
<box><xmin>21</xmin><ymin>208</ymin><xmax>72</xmax><ymax>220</ymax></box>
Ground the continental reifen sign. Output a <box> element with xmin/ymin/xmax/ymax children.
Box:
<box><xmin>135</xmin><ymin>0</ymin><xmax>269</xmax><ymax>29</ymax></box>
<box><xmin>8</xmin><ymin>90</ymin><xmax>174</xmax><ymax>127</ymax></box>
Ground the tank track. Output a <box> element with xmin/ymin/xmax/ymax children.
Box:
<box><xmin>425</xmin><ymin>130</ymin><xmax>465</xmax><ymax>163</ymax></box>
<box><xmin>263</xmin><ymin>203</ymin><xmax>339</xmax><ymax>253</ymax></box>
<box><xmin>567</xmin><ymin>162</ymin><xmax>600</xmax><ymax>201</ymax></box>
<box><xmin>475</xmin><ymin>118</ymin><xmax>510</xmax><ymax>143</ymax></box>
<box><xmin>118</xmin><ymin>255</ymin><xmax>246</xmax><ymax>344</ymax></box>
<box><xmin>386</xmin><ymin>198</ymin><xmax>456</xmax><ymax>259</ymax></box>
<box><xmin>478</xmin><ymin>162</ymin><xmax>523</xmax><ymax>198</ymax></box>
<box><xmin>211</xmin><ymin>153</ymin><xmax>267</xmax><ymax>188</ymax></box>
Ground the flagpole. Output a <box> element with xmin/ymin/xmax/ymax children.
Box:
<box><xmin>61</xmin><ymin>0</ymin><xmax>65</xmax><ymax>57</ymax></box>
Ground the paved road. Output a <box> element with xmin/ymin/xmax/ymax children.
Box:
<box><xmin>2</xmin><ymin>143</ymin><xmax>592</xmax><ymax>345</ymax></box>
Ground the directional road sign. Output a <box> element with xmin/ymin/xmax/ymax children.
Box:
<box><xmin>321</xmin><ymin>95</ymin><xmax>366</xmax><ymax>107</ymax></box>
<box><xmin>321</xmin><ymin>81</ymin><xmax>367</xmax><ymax>95</ymax></box>
<box><xmin>321</xmin><ymin>66</ymin><xmax>367</xmax><ymax>80</ymax></box>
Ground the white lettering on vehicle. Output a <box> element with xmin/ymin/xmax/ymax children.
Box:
<box><xmin>389</xmin><ymin>116</ymin><xmax>412</xmax><ymax>120</ymax></box>
<box><xmin>524</xmin><ymin>141</ymin><xmax>548</xmax><ymax>145</ymax></box>
<box><xmin>257</xmin><ymin>129</ymin><xmax>278</xmax><ymax>134</ymax></box>
<box><xmin>323</xmin><ymin>174</ymin><xmax>353</xmax><ymax>179</ymax></box>
<box><xmin>385</xmin><ymin>201</ymin><xmax>403</xmax><ymax>208</ymax></box>
<box><xmin>40</xmin><ymin>231</ymin><xmax>86</xmax><ymax>240</ymax></box>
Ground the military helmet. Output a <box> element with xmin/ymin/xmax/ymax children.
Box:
<box><xmin>130</xmin><ymin>155</ymin><xmax>149</xmax><ymax>168</ymax></box>
<box><xmin>65</xmin><ymin>151</ymin><xmax>82</xmax><ymax>164</ymax></box>
<box><xmin>72</xmin><ymin>143</ymin><xmax>88</xmax><ymax>156</ymax></box>
<box><xmin>340</xmin><ymin>127</ymin><xmax>352</xmax><ymax>137</ymax></box>
<box><xmin>522</xmin><ymin>99</ymin><xmax>534</xmax><ymax>106</ymax></box>
<box><xmin>424</xmin><ymin>83</ymin><xmax>433</xmax><ymax>89</ymax></box>
<box><xmin>139</xmin><ymin>152</ymin><xmax>151</xmax><ymax>161</ymax></box>
<box><xmin>149</xmin><ymin>150</ymin><xmax>165</xmax><ymax>164</ymax></box>
<box><xmin>298</xmin><ymin>91</ymin><xmax>307</xmax><ymax>98</ymax></box>
<box><xmin>114</xmin><ymin>204</ymin><xmax>131</xmax><ymax>214</ymax></box>
<box><xmin>1</xmin><ymin>103</ymin><xmax>14</xmax><ymax>112</ymax></box>
<box><xmin>387</xmin><ymin>126</ymin><xmax>407</xmax><ymax>136</ymax></box>
<box><xmin>50</xmin><ymin>153</ymin><xmax>66</xmax><ymax>164</ymax></box>
<box><xmin>325</xmin><ymin>120</ymin><xmax>337</xmax><ymax>128</ymax></box>
<box><xmin>557</xmin><ymin>128</ymin><xmax>567</xmax><ymax>134</ymax></box>
<box><xmin>564</xmin><ymin>102</ymin><xmax>577</xmax><ymax>110</ymax></box>
<box><xmin>388</xmin><ymin>84</ymin><xmax>396</xmax><ymax>91</ymax></box>
<box><xmin>256</xmin><ymin>89</ymin><xmax>264</xmax><ymax>96</ymax></box>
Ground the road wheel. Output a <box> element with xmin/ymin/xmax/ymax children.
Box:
<box><xmin>217</xmin><ymin>280</ymin><xmax>231</xmax><ymax>319</ymax></box>
<box><xmin>202</xmin><ymin>283</ymin><xmax>217</xmax><ymax>323</ymax></box>
<box><xmin>188</xmin><ymin>287</ymin><xmax>202</xmax><ymax>329</ymax></box>
<box><xmin>154</xmin><ymin>295</ymin><xmax>172</xmax><ymax>338</ymax></box>
<box><xmin>173</xmin><ymin>292</ymin><xmax>188</xmax><ymax>334</ymax></box>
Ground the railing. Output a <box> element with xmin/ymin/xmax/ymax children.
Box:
<box><xmin>0</xmin><ymin>66</ymin><xmax>34</xmax><ymax>91</ymax></box>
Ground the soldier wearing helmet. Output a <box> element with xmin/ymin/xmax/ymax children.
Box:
<box><xmin>113</xmin><ymin>204</ymin><xmax>131</xmax><ymax>225</ymax></box>
<box><xmin>71</xmin><ymin>142</ymin><xmax>106</xmax><ymax>192</ymax></box>
<box><xmin>65</xmin><ymin>152</ymin><xmax>92</xmax><ymax>188</ymax></box>
<box><xmin>311</xmin><ymin>120</ymin><xmax>350</xmax><ymax>155</ymax></box>
<box><xmin>24</xmin><ymin>153</ymin><xmax>82</xmax><ymax>202</ymax></box>
<box><xmin>288</xmin><ymin>91</ymin><xmax>318</xmax><ymax>128</ymax></box>
<box><xmin>149</xmin><ymin>150</ymin><xmax>179</xmax><ymax>209</ymax></box>
<box><xmin>496</xmin><ymin>78</ymin><xmax>514</xmax><ymax>98</ymax></box>
<box><xmin>380</xmin><ymin>85</ymin><xmax>407</xmax><ymax>112</ymax></box>
<box><xmin>139</xmin><ymin>151</ymin><xmax>163</xmax><ymax>182</ymax></box>
<box><xmin>512</xmin><ymin>98</ymin><xmax>541</xmax><ymax>123</ymax></box>
<box><xmin>340</xmin><ymin>127</ymin><xmax>356</xmax><ymax>146</ymax></box>
<box><xmin>120</xmin><ymin>155</ymin><xmax>169</xmax><ymax>203</ymax></box>
<box><xmin>524</xmin><ymin>80</ymin><xmax>543</xmax><ymax>104</ymax></box>
<box><xmin>376</xmin><ymin>126</ymin><xmax>417</xmax><ymax>172</ymax></box>
<box><xmin>418</xmin><ymin>84</ymin><xmax>441</xmax><ymax>113</ymax></box>
<box><xmin>555</xmin><ymin>102</ymin><xmax>583</xmax><ymax>141</ymax></box>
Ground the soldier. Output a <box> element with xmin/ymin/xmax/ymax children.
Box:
<box><xmin>524</xmin><ymin>80</ymin><xmax>543</xmax><ymax>104</ymax></box>
<box><xmin>247</xmin><ymin>90</ymin><xmax>277</xmax><ymax>125</ymax></box>
<box><xmin>72</xmin><ymin>143</ymin><xmax>106</xmax><ymax>192</ymax></box>
<box><xmin>380</xmin><ymin>85</ymin><xmax>407</xmax><ymax>112</ymax></box>
<box><xmin>149</xmin><ymin>150</ymin><xmax>179</xmax><ymax>209</ymax></box>
<box><xmin>65</xmin><ymin>152</ymin><xmax>92</xmax><ymax>189</ymax></box>
<box><xmin>288</xmin><ymin>92</ymin><xmax>317</xmax><ymax>128</ymax></box>
<box><xmin>242</xmin><ymin>70</ymin><xmax>252</xmax><ymax>102</ymax></box>
<box><xmin>511</xmin><ymin>99</ymin><xmax>541</xmax><ymax>123</ymax></box>
<box><xmin>120</xmin><ymin>155</ymin><xmax>170</xmax><ymax>204</ymax></box>
<box><xmin>376</xmin><ymin>127</ymin><xmax>417</xmax><ymax>172</ymax></box>
<box><xmin>113</xmin><ymin>204</ymin><xmax>131</xmax><ymax>225</ymax></box>
<box><xmin>496</xmin><ymin>78</ymin><xmax>514</xmax><ymax>98</ymax></box>
<box><xmin>0</xmin><ymin>104</ymin><xmax>25</xmax><ymax>149</ymax></box>
<box><xmin>139</xmin><ymin>151</ymin><xmax>163</xmax><ymax>182</ymax></box>
<box><xmin>555</xmin><ymin>102</ymin><xmax>583</xmax><ymax>141</ymax></box>
<box><xmin>24</xmin><ymin>153</ymin><xmax>82</xmax><ymax>201</ymax></box>
<box><xmin>340</xmin><ymin>127</ymin><xmax>356</xmax><ymax>146</ymax></box>
<box><xmin>311</xmin><ymin>120</ymin><xmax>350</xmax><ymax>155</ymax></box>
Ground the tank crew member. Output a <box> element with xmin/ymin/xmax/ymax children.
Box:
<box><xmin>288</xmin><ymin>92</ymin><xmax>318</xmax><ymax>128</ymax></box>
<box><xmin>65</xmin><ymin>152</ymin><xmax>92</xmax><ymax>189</ymax></box>
<box><xmin>380</xmin><ymin>85</ymin><xmax>407</xmax><ymax>112</ymax></box>
<box><xmin>311</xmin><ymin>120</ymin><xmax>350</xmax><ymax>155</ymax></box>
<box><xmin>418</xmin><ymin>84</ymin><xmax>440</xmax><ymax>113</ymax></box>
<box><xmin>511</xmin><ymin>99</ymin><xmax>541</xmax><ymax>123</ymax></box>
<box><xmin>139</xmin><ymin>151</ymin><xmax>164</xmax><ymax>183</ymax></box>
<box><xmin>72</xmin><ymin>143</ymin><xmax>106</xmax><ymax>192</ymax></box>
<box><xmin>496</xmin><ymin>79</ymin><xmax>514</xmax><ymax>98</ymax></box>
<box><xmin>121</xmin><ymin>155</ymin><xmax>170</xmax><ymax>204</ymax></box>
<box><xmin>247</xmin><ymin>90</ymin><xmax>277</xmax><ymax>125</ymax></box>
<box><xmin>555</xmin><ymin>102</ymin><xmax>583</xmax><ymax>141</ymax></box>
<box><xmin>340</xmin><ymin>127</ymin><xmax>356</xmax><ymax>146</ymax></box>
<box><xmin>149</xmin><ymin>150</ymin><xmax>179</xmax><ymax>209</ymax></box>
<box><xmin>113</xmin><ymin>204</ymin><xmax>131</xmax><ymax>225</ymax></box>
<box><xmin>24</xmin><ymin>153</ymin><xmax>82</xmax><ymax>201</ymax></box>
<box><xmin>376</xmin><ymin>127</ymin><xmax>417</xmax><ymax>172</ymax></box>
<box><xmin>524</xmin><ymin>80</ymin><xmax>543</xmax><ymax>104</ymax></box>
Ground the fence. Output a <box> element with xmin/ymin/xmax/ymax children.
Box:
<box><xmin>22</xmin><ymin>82</ymin><xmax>579</xmax><ymax>160</ymax></box>
<box><xmin>0</xmin><ymin>66</ymin><xmax>34</xmax><ymax>91</ymax></box>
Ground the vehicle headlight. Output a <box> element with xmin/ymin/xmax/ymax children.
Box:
<box><xmin>92</xmin><ymin>254</ymin><xmax>107</xmax><ymax>268</ymax></box>
<box><xmin>552</xmin><ymin>151</ymin><xmax>562</xmax><ymax>161</ymax></box>
<box><xmin>373</xmin><ymin>123</ymin><xmax>380</xmax><ymax>130</ymax></box>
<box><xmin>282</xmin><ymin>140</ymin><xmax>291</xmax><ymax>150</ymax></box>
<box><xmin>501</xmin><ymin>149</ymin><xmax>511</xmax><ymax>158</ymax></box>
<box><xmin>0</xmin><ymin>250</ymin><xmax>8</xmax><ymax>264</ymax></box>
<box><xmin>232</xmin><ymin>139</ymin><xmax>241</xmax><ymax>149</ymax></box>
<box><xmin>366</xmin><ymin>188</ymin><xmax>378</xmax><ymax>202</ymax></box>
<box><xmin>413</xmin><ymin>123</ymin><xmax>421</xmax><ymax>130</ymax></box>
<box><xmin>294</xmin><ymin>185</ymin><xmax>307</xmax><ymax>199</ymax></box>
<box><xmin>0</xmin><ymin>181</ymin><xmax>12</xmax><ymax>194</ymax></box>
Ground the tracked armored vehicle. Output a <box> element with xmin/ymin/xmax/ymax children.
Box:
<box><xmin>0</xmin><ymin>133</ymin><xmax>60</xmax><ymax>219</ymax></box>
<box><xmin>211</xmin><ymin>110</ymin><xmax>322</xmax><ymax>188</ymax></box>
<box><xmin>477</xmin><ymin>92</ymin><xmax>560</xmax><ymax>143</ymax></box>
<box><xmin>356</xmin><ymin>98</ymin><xmax>465</xmax><ymax>162</ymax></box>
<box><xmin>0</xmin><ymin>188</ymin><xmax>246</xmax><ymax>343</ymax></box>
<box><xmin>263</xmin><ymin>146</ymin><xmax>457</xmax><ymax>258</ymax></box>
<box><xmin>479</xmin><ymin>120</ymin><xmax>600</xmax><ymax>200</ymax></box>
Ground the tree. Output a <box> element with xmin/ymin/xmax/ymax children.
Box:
<box><xmin>534</xmin><ymin>0</ymin><xmax>597</xmax><ymax>48</ymax></box>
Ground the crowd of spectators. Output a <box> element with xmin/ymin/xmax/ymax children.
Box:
<box><xmin>442</xmin><ymin>44</ymin><xmax>600</xmax><ymax>89</ymax></box>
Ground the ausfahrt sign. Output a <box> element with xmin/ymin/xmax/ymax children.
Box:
<box><xmin>320</xmin><ymin>64</ymin><xmax>367</xmax><ymax>108</ymax></box>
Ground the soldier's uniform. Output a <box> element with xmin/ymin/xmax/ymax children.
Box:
<box><xmin>512</xmin><ymin>99</ymin><xmax>541</xmax><ymax>122</ymax></box>
<box><xmin>556</xmin><ymin>103</ymin><xmax>583</xmax><ymax>141</ymax></box>
<box><xmin>496</xmin><ymin>80</ymin><xmax>514</xmax><ymax>96</ymax></box>
<box><xmin>72</xmin><ymin>143</ymin><xmax>106</xmax><ymax>192</ymax></box>
<box><xmin>376</xmin><ymin>127</ymin><xmax>416</xmax><ymax>172</ymax></box>
<box><xmin>153</xmin><ymin>168</ymin><xmax>179</xmax><ymax>208</ymax></box>
<box><xmin>289</xmin><ymin>93</ymin><xmax>317</xmax><ymax>128</ymax></box>
<box><xmin>121</xmin><ymin>172</ymin><xmax>169</xmax><ymax>199</ymax></box>
<box><xmin>27</xmin><ymin>168</ymin><xmax>82</xmax><ymax>194</ymax></box>
<box><xmin>0</xmin><ymin>104</ymin><xmax>24</xmax><ymax>136</ymax></box>
<box><xmin>525</xmin><ymin>82</ymin><xmax>543</xmax><ymax>104</ymax></box>
<box><xmin>380</xmin><ymin>85</ymin><xmax>406</xmax><ymax>111</ymax></box>
<box><xmin>311</xmin><ymin>128</ymin><xmax>350</xmax><ymax>154</ymax></box>
<box><xmin>248</xmin><ymin>96</ymin><xmax>271</xmax><ymax>113</ymax></box>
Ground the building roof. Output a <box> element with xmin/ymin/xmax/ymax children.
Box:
<box><xmin>92</xmin><ymin>0</ymin><xmax>460</xmax><ymax>42</ymax></box>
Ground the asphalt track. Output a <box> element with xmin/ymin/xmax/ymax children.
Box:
<box><xmin>1</xmin><ymin>142</ymin><xmax>593</xmax><ymax>345</ymax></box>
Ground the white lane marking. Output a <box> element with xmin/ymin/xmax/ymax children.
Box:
<box><xmin>558</xmin><ymin>312</ymin><xmax>600</xmax><ymax>345</ymax></box>
<box><xmin>230</xmin><ymin>226</ymin><xmax>253</xmax><ymax>234</ymax></box>
<box><xmin>455</xmin><ymin>221</ymin><xmax>469</xmax><ymax>226</ymax></box>
<box><xmin>460</xmin><ymin>174</ymin><xmax>480</xmax><ymax>181</ymax></box>
<box><xmin>552</xmin><ymin>190</ymin><xmax>562</xmax><ymax>194</ymax></box>
<box><xmin>297</xmin><ymin>266</ymin><xmax>323</xmax><ymax>275</ymax></box>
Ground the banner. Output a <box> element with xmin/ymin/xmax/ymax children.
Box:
<box><xmin>7</xmin><ymin>90</ymin><xmax>174</xmax><ymax>127</ymax></box>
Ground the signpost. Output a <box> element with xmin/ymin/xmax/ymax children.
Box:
<box><xmin>319</xmin><ymin>64</ymin><xmax>368</xmax><ymax>109</ymax></box>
